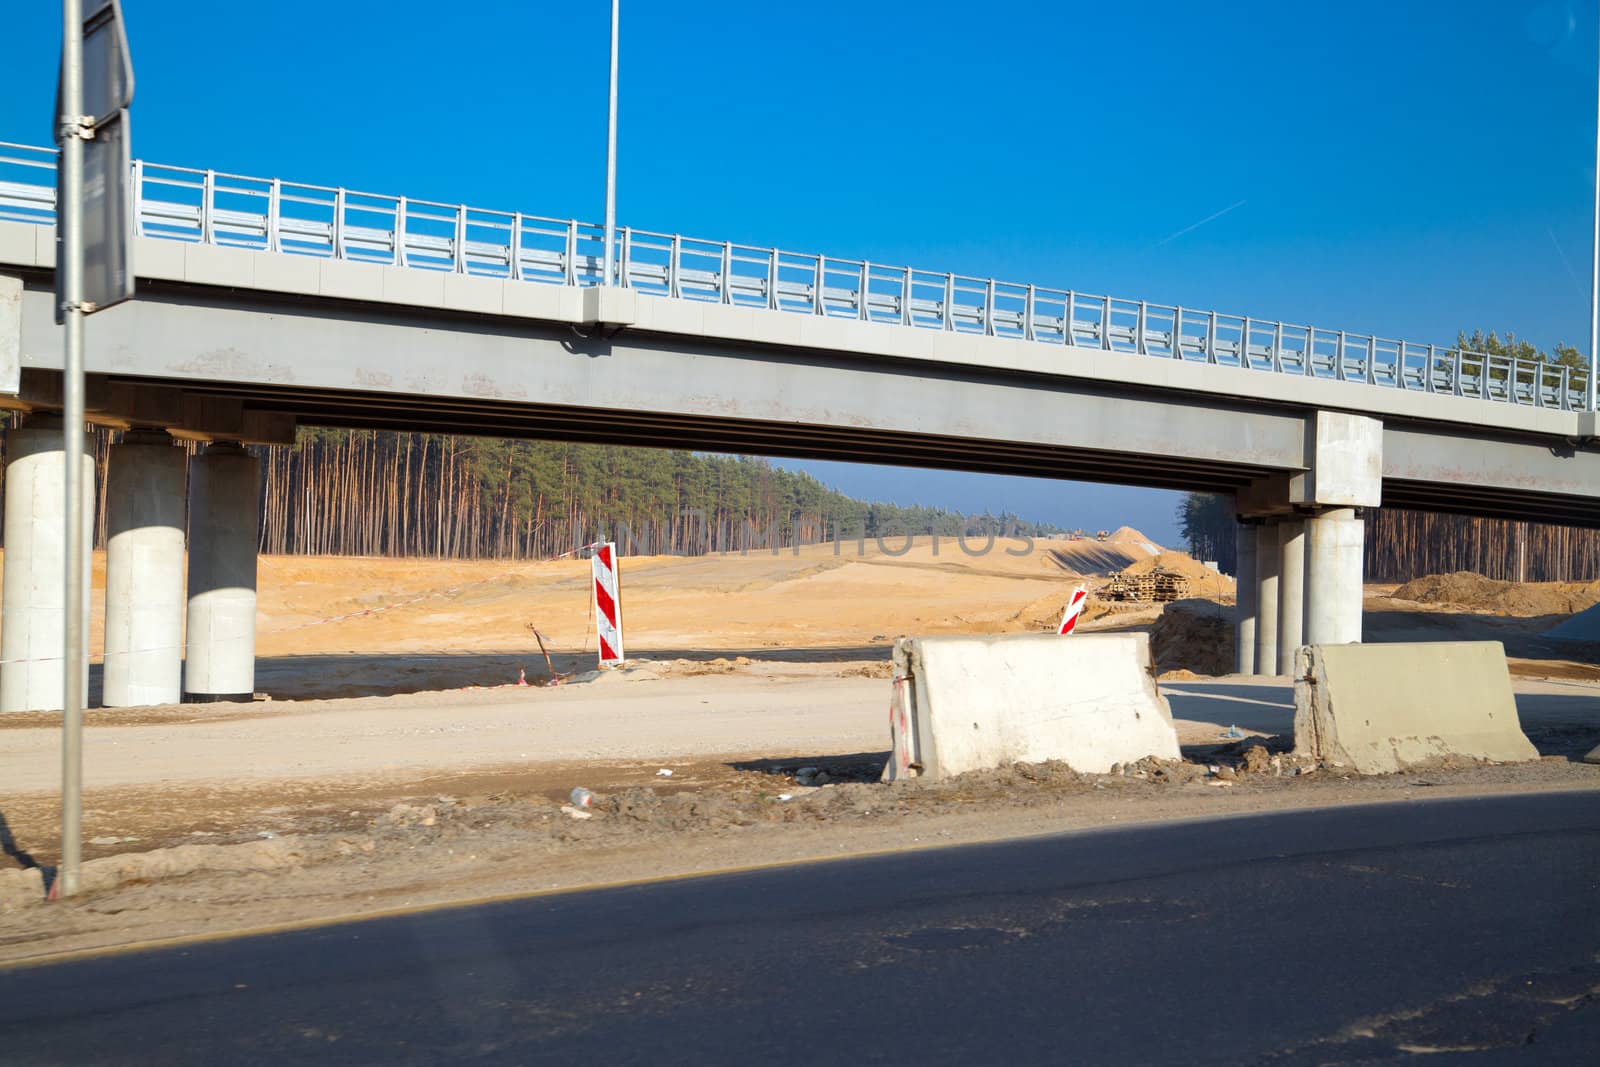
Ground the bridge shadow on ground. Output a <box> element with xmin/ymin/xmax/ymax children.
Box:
<box><xmin>1366</xmin><ymin>609</ymin><xmax>1600</xmax><ymax>669</ymax></box>
<box><xmin>252</xmin><ymin>645</ymin><xmax>893</xmax><ymax>700</ymax></box>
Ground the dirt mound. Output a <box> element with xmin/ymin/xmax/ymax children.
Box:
<box><xmin>1148</xmin><ymin>600</ymin><xmax>1234</xmax><ymax>676</ymax></box>
<box><xmin>1391</xmin><ymin>572</ymin><xmax>1600</xmax><ymax>618</ymax></box>
<box><xmin>1106</xmin><ymin>526</ymin><xmax>1158</xmax><ymax>548</ymax></box>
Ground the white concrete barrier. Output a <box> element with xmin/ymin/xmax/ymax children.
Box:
<box><xmin>1293</xmin><ymin>642</ymin><xmax>1538</xmax><ymax>774</ymax></box>
<box><xmin>882</xmin><ymin>632</ymin><xmax>1180</xmax><ymax>781</ymax></box>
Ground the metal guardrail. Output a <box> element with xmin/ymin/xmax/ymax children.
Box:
<box><xmin>1</xmin><ymin>140</ymin><xmax>1593</xmax><ymax>412</ymax></box>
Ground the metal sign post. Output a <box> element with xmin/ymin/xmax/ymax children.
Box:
<box><xmin>53</xmin><ymin>0</ymin><xmax>133</xmax><ymax>899</ymax></box>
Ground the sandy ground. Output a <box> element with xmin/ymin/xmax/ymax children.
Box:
<box><xmin>2</xmin><ymin>536</ymin><xmax>1598</xmax><ymax>963</ymax></box>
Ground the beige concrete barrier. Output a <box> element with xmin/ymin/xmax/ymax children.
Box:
<box><xmin>1293</xmin><ymin>641</ymin><xmax>1538</xmax><ymax>774</ymax></box>
<box><xmin>882</xmin><ymin>632</ymin><xmax>1180</xmax><ymax>781</ymax></box>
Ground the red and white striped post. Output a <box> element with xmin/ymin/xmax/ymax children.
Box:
<box><xmin>1058</xmin><ymin>586</ymin><xmax>1089</xmax><ymax>635</ymax></box>
<box><xmin>591</xmin><ymin>541</ymin><xmax>625</xmax><ymax>667</ymax></box>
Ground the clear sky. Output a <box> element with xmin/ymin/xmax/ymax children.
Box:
<box><xmin>3</xmin><ymin>1</ymin><xmax>1595</xmax><ymax>544</ymax></box>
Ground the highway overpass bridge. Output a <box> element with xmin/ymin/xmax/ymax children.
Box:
<box><xmin>1</xmin><ymin>141</ymin><xmax>1596</xmax><ymax>709</ymax></box>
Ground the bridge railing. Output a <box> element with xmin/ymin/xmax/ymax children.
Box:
<box><xmin>1</xmin><ymin>141</ymin><xmax>1593</xmax><ymax>412</ymax></box>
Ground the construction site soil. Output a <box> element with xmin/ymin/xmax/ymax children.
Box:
<box><xmin>2</xmin><ymin>538</ymin><xmax>1596</xmax><ymax>963</ymax></box>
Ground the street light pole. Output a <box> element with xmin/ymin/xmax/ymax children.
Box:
<box><xmin>58</xmin><ymin>0</ymin><xmax>88</xmax><ymax>899</ymax></box>
<box><xmin>1591</xmin><ymin>8</ymin><xmax>1600</xmax><ymax>411</ymax></box>
<box><xmin>601</xmin><ymin>0</ymin><xmax>619</xmax><ymax>286</ymax></box>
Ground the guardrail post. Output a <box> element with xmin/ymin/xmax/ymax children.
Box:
<box><xmin>1206</xmin><ymin>310</ymin><xmax>1218</xmax><ymax>363</ymax></box>
<box><xmin>721</xmin><ymin>243</ymin><xmax>733</xmax><ymax>305</ymax></box>
<box><xmin>130</xmin><ymin>158</ymin><xmax>144</xmax><ymax>238</ymax></box>
<box><xmin>1023</xmin><ymin>284</ymin><xmax>1034</xmax><ymax>340</ymax></box>
<box><xmin>861</xmin><ymin>262</ymin><xmax>872</xmax><ymax>321</ymax></box>
<box><xmin>670</xmin><ymin>236</ymin><xmax>681</xmax><ymax>298</ymax></box>
<box><xmin>1172</xmin><ymin>306</ymin><xmax>1184</xmax><ymax>359</ymax></box>
<box><xmin>1102</xmin><ymin>296</ymin><xmax>1113</xmax><ymax>350</ymax></box>
<box><xmin>1135</xmin><ymin>301</ymin><xmax>1147</xmax><ymax>353</ymax></box>
<box><xmin>1240</xmin><ymin>317</ymin><xmax>1252</xmax><ymax>370</ymax></box>
<box><xmin>814</xmin><ymin>256</ymin><xmax>826</xmax><ymax>316</ymax></box>
<box><xmin>942</xmin><ymin>274</ymin><xmax>953</xmax><ymax>330</ymax></box>
<box><xmin>333</xmin><ymin>188</ymin><xmax>347</xmax><ymax>259</ymax></box>
<box><xmin>201</xmin><ymin>169</ymin><xmax>215</xmax><ymax>244</ymax></box>
<box><xmin>453</xmin><ymin>205</ymin><xmax>467</xmax><ymax>274</ymax></box>
<box><xmin>394</xmin><ymin>196</ymin><xmax>407</xmax><ymax>267</ymax></box>
<box><xmin>1305</xmin><ymin>329</ymin><xmax>1317</xmax><ymax>376</ymax></box>
<box><xmin>1452</xmin><ymin>349</ymin><xmax>1464</xmax><ymax>396</ymax></box>
<box><xmin>266</xmin><ymin>178</ymin><xmax>280</xmax><ymax>253</ymax></box>
<box><xmin>565</xmin><ymin>221</ymin><xmax>577</xmax><ymax>285</ymax></box>
<box><xmin>508</xmin><ymin>213</ymin><xmax>520</xmax><ymax>280</ymax></box>
<box><xmin>1066</xmin><ymin>291</ymin><xmax>1076</xmax><ymax>346</ymax></box>
<box><xmin>984</xmin><ymin>278</ymin><xmax>995</xmax><ymax>336</ymax></box>
<box><xmin>769</xmin><ymin>248</ymin><xmax>780</xmax><ymax>310</ymax></box>
<box><xmin>1366</xmin><ymin>337</ymin><xmax>1377</xmax><ymax>385</ymax></box>
<box><xmin>1424</xmin><ymin>344</ymin><xmax>1436</xmax><ymax>392</ymax></box>
<box><xmin>620</xmin><ymin>227</ymin><xmax>632</xmax><ymax>288</ymax></box>
<box><xmin>903</xmin><ymin>269</ymin><xmax>913</xmax><ymax>327</ymax></box>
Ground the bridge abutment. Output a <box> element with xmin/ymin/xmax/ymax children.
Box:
<box><xmin>0</xmin><ymin>416</ymin><xmax>95</xmax><ymax>712</ymax></box>
<box><xmin>184</xmin><ymin>443</ymin><xmax>259</xmax><ymax>702</ymax></box>
<box><xmin>102</xmin><ymin>432</ymin><xmax>187</xmax><ymax>707</ymax></box>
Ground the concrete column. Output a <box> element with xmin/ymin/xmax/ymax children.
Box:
<box><xmin>184</xmin><ymin>443</ymin><xmax>259</xmax><ymax>702</ymax></box>
<box><xmin>102</xmin><ymin>432</ymin><xmax>187</xmax><ymax>707</ymax></box>
<box><xmin>1233</xmin><ymin>519</ymin><xmax>1258</xmax><ymax>675</ymax></box>
<box><xmin>0</xmin><ymin>416</ymin><xmax>95</xmax><ymax>712</ymax></box>
<box><xmin>1254</xmin><ymin>522</ymin><xmax>1280</xmax><ymax>675</ymax></box>
<box><xmin>1276</xmin><ymin>518</ymin><xmax>1306</xmax><ymax>675</ymax></box>
<box><xmin>1305</xmin><ymin>507</ymin><xmax>1365</xmax><ymax>646</ymax></box>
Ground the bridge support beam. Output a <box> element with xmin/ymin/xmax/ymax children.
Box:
<box><xmin>1305</xmin><ymin>507</ymin><xmax>1366</xmax><ymax>646</ymax></box>
<box><xmin>184</xmin><ymin>443</ymin><xmax>259</xmax><ymax>702</ymax></box>
<box><xmin>103</xmin><ymin>432</ymin><xmax>187</xmax><ymax>707</ymax></box>
<box><xmin>1254</xmin><ymin>522</ymin><xmax>1281</xmax><ymax>675</ymax></box>
<box><xmin>0</xmin><ymin>416</ymin><xmax>95</xmax><ymax>712</ymax></box>
<box><xmin>1276</xmin><ymin>518</ymin><xmax>1306</xmax><ymax>674</ymax></box>
<box><xmin>1233</xmin><ymin>517</ymin><xmax>1258</xmax><ymax>676</ymax></box>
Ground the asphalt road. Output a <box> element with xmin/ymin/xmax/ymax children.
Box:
<box><xmin>2</xmin><ymin>792</ymin><xmax>1598</xmax><ymax>1064</ymax></box>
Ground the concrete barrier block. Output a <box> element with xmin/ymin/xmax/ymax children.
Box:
<box><xmin>1293</xmin><ymin>642</ymin><xmax>1538</xmax><ymax>774</ymax></box>
<box><xmin>883</xmin><ymin>632</ymin><xmax>1180</xmax><ymax>781</ymax></box>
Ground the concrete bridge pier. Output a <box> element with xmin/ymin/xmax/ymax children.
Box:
<box><xmin>1276</xmin><ymin>518</ymin><xmax>1307</xmax><ymax>674</ymax></box>
<box><xmin>1236</xmin><ymin>411</ymin><xmax>1381</xmax><ymax>673</ymax></box>
<box><xmin>184</xmin><ymin>442</ymin><xmax>259</xmax><ymax>702</ymax></box>
<box><xmin>1232</xmin><ymin>517</ymin><xmax>1258</xmax><ymax>675</ymax></box>
<box><xmin>1305</xmin><ymin>507</ymin><xmax>1366</xmax><ymax>646</ymax></box>
<box><xmin>0</xmin><ymin>415</ymin><xmax>95</xmax><ymax>712</ymax></box>
<box><xmin>1254</xmin><ymin>521</ymin><xmax>1281</xmax><ymax>676</ymax></box>
<box><xmin>102</xmin><ymin>432</ymin><xmax>187</xmax><ymax>707</ymax></box>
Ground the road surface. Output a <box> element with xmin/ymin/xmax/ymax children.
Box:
<box><xmin>2</xmin><ymin>792</ymin><xmax>1597</xmax><ymax>1064</ymax></box>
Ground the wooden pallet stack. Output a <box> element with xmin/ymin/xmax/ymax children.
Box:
<box><xmin>1102</xmin><ymin>569</ymin><xmax>1189</xmax><ymax>603</ymax></box>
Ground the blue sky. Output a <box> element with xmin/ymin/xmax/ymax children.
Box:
<box><xmin>3</xmin><ymin>1</ymin><xmax>1595</xmax><ymax>544</ymax></box>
